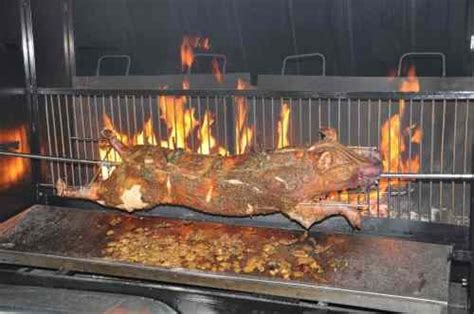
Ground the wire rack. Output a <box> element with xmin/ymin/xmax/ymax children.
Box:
<box><xmin>11</xmin><ymin>88</ymin><xmax>473</xmax><ymax>226</ymax></box>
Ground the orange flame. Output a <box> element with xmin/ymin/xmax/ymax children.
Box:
<box><xmin>180</xmin><ymin>35</ymin><xmax>210</xmax><ymax>72</ymax></box>
<box><xmin>276</xmin><ymin>103</ymin><xmax>291</xmax><ymax>148</ymax></box>
<box><xmin>198</xmin><ymin>111</ymin><xmax>228</xmax><ymax>156</ymax></box>
<box><xmin>0</xmin><ymin>125</ymin><xmax>29</xmax><ymax>189</ymax></box>
<box><xmin>234</xmin><ymin>79</ymin><xmax>254</xmax><ymax>154</ymax></box>
<box><xmin>158</xmin><ymin>94</ymin><xmax>198</xmax><ymax>150</ymax></box>
<box><xmin>211</xmin><ymin>58</ymin><xmax>223</xmax><ymax>84</ymax></box>
<box><xmin>326</xmin><ymin>66</ymin><xmax>422</xmax><ymax>217</ymax></box>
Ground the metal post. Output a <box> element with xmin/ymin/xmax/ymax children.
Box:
<box><xmin>19</xmin><ymin>0</ymin><xmax>41</xmax><ymax>201</ymax></box>
<box><xmin>470</xmin><ymin>142</ymin><xmax>474</xmax><ymax>312</ymax></box>
<box><xmin>62</xmin><ymin>0</ymin><xmax>76</xmax><ymax>84</ymax></box>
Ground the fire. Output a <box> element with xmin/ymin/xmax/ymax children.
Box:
<box><xmin>158</xmin><ymin>89</ymin><xmax>198</xmax><ymax>150</ymax></box>
<box><xmin>326</xmin><ymin>66</ymin><xmax>422</xmax><ymax>217</ymax></box>
<box><xmin>276</xmin><ymin>103</ymin><xmax>291</xmax><ymax>148</ymax></box>
<box><xmin>211</xmin><ymin>58</ymin><xmax>223</xmax><ymax>84</ymax></box>
<box><xmin>0</xmin><ymin>125</ymin><xmax>29</xmax><ymax>189</ymax></box>
<box><xmin>197</xmin><ymin>111</ymin><xmax>228</xmax><ymax>156</ymax></box>
<box><xmin>135</xmin><ymin>118</ymin><xmax>158</xmax><ymax>145</ymax></box>
<box><xmin>180</xmin><ymin>35</ymin><xmax>211</xmax><ymax>72</ymax></box>
<box><xmin>235</xmin><ymin>79</ymin><xmax>254</xmax><ymax>154</ymax></box>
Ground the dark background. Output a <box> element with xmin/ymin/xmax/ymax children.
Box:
<box><xmin>73</xmin><ymin>0</ymin><xmax>472</xmax><ymax>77</ymax></box>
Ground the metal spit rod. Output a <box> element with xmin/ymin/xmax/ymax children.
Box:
<box><xmin>0</xmin><ymin>150</ymin><xmax>473</xmax><ymax>180</ymax></box>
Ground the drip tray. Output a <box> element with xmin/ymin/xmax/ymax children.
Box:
<box><xmin>0</xmin><ymin>205</ymin><xmax>451</xmax><ymax>313</ymax></box>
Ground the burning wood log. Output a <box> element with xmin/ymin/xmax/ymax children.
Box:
<box><xmin>56</xmin><ymin>128</ymin><xmax>382</xmax><ymax>229</ymax></box>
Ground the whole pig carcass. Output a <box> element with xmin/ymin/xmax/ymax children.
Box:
<box><xmin>56</xmin><ymin>128</ymin><xmax>382</xmax><ymax>229</ymax></box>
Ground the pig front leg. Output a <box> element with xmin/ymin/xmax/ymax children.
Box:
<box><xmin>56</xmin><ymin>178</ymin><xmax>100</xmax><ymax>201</ymax></box>
<box><xmin>285</xmin><ymin>201</ymin><xmax>362</xmax><ymax>229</ymax></box>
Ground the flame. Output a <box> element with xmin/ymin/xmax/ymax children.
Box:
<box><xmin>180</xmin><ymin>35</ymin><xmax>210</xmax><ymax>72</ymax></box>
<box><xmin>0</xmin><ymin>125</ymin><xmax>29</xmax><ymax>189</ymax></box>
<box><xmin>158</xmin><ymin>94</ymin><xmax>198</xmax><ymax>150</ymax></box>
<box><xmin>211</xmin><ymin>58</ymin><xmax>223</xmax><ymax>84</ymax></box>
<box><xmin>326</xmin><ymin>66</ymin><xmax>422</xmax><ymax>217</ymax></box>
<box><xmin>197</xmin><ymin>111</ymin><xmax>228</xmax><ymax>155</ymax></box>
<box><xmin>276</xmin><ymin>103</ymin><xmax>291</xmax><ymax>148</ymax></box>
<box><xmin>135</xmin><ymin>118</ymin><xmax>158</xmax><ymax>145</ymax></box>
<box><xmin>234</xmin><ymin>79</ymin><xmax>254</xmax><ymax>154</ymax></box>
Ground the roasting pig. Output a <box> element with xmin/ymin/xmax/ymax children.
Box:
<box><xmin>56</xmin><ymin>128</ymin><xmax>382</xmax><ymax>229</ymax></box>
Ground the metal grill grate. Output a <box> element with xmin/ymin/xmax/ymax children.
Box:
<box><xmin>35</xmin><ymin>88</ymin><xmax>473</xmax><ymax>226</ymax></box>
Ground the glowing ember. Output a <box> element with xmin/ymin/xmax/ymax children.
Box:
<box><xmin>211</xmin><ymin>58</ymin><xmax>224</xmax><ymax>84</ymax></box>
<box><xmin>277</xmin><ymin>103</ymin><xmax>291</xmax><ymax>148</ymax></box>
<box><xmin>235</xmin><ymin>79</ymin><xmax>254</xmax><ymax>154</ymax></box>
<box><xmin>0</xmin><ymin>125</ymin><xmax>29</xmax><ymax>189</ymax></box>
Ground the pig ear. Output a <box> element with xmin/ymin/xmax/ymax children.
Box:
<box><xmin>101</xmin><ymin>129</ymin><xmax>128</xmax><ymax>156</ymax></box>
<box><xmin>319</xmin><ymin>127</ymin><xmax>338</xmax><ymax>142</ymax></box>
<box><xmin>316</xmin><ymin>151</ymin><xmax>333</xmax><ymax>171</ymax></box>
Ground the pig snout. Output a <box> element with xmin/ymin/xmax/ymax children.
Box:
<box><xmin>358</xmin><ymin>159</ymin><xmax>383</xmax><ymax>187</ymax></box>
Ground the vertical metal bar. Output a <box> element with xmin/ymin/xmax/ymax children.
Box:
<box><xmin>298</xmin><ymin>97</ymin><xmax>303</xmax><ymax>145</ymax></box>
<box><xmin>387</xmin><ymin>99</ymin><xmax>392</xmax><ymax>216</ymax></box>
<box><xmin>318</xmin><ymin>98</ymin><xmax>322</xmax><ymax>136</ymax></box>
<box><xmin>262</xmin><ymin>97</ymin><xmax>266</xmax><ymax>149</ymax></box>
<box><xmin>338</xmin><ymin>98</ymin><xmax>342</xmax><ymax>143</ymax></box>
<box><xmin>109</xmin><ymin>95</ymin><xmax>118</xmax><ymax>164</ymax></box>
<box><xmin>72</xmin><ymin>96</ymin><xmax>82</xmax><ymax>186</ymax></box>
<box><xmin>247</xmin><ymin>96</ymin><xmax>253</xmax><ymax>150</ymax></box>
<box><xmin>397</xmin><ymin>98</ymin><xmax>403</xmax><ymax>216</ymax></box>
<box><xmin>93</xmin><ymin>96</ymin><xmax>100</xmax><ymax>159</ymax></box>
<box><xmin>408</xmin><ymin>99</ymin><xmax>413</xmax><ymax>220</ymax></box>
<box><xmin>252</xmin><ymin>96</ymin><xmax>257</xmax><ymax>148</ymax></box>
<box><xmin>367</xmin><ymin>99</ymin><xmax>371</xmax><ymax>146</ymax></box>
<box><xmin>124</xmin><ymin>95</ymin><xmax>133</xmax><ymax>140</ymax></box>
<box><xmin>357</xmin><ymin>99</ymin><xmax>361</xmax><ymax>147</ymax></box>
<box><xmin>188</xmin><ymin>96</ymin><xmax>194</xmax><ymax>151</ymax></box>
<box><xmin>140</xmin><ymin>96</ymin><xmax>146</xmax><ymax>144</ymax></box>
<box><xmin>57</xmin><ymin>95</ymin><xmax>68</xmax><ymax>184</ymax></box>
<box><xmin>439</xmin><ymin>99</ymin><xmax>447</xmax><ymax>219</ymax></box>
<box><xmin>418</xmin><ymin>99</ymin><xmax>424</xmax><ymax>219</ymax></box>
<box><xmin>215</xmin><ymin>96</ymin><xmax>221</xmax><ymax>151</ymax></box>
<box><xmin>197</xmin><ymin>97</ymin><xmax>202</xmax><ymax>153</ymax></box>
<box><xmin>206</xmin><ymin>96</ymin><xmax>211</xmax><ymax>153</ymax></box>
<box><xmin>327</xmin><ymin>98</ymin><xmax>331</xmax><ymax>128</ymax></box>
<box><xmin>64</xmin><ymin>95</ymin><xmax>75</xmax><ymax>185</ymax></box>
<box><xmin>224</xmin><ymin>96</ymin><xmax>229</xmax><ymax>152</ymax></box>
<box><xmin>346</xmin><ymin>98</ymin><xmax>350</xmax><ymax>145</ymax></box>
<box><xmin>271</xmin><ymin>97</ymin><xmax>275</xmax><ymax>148</ymax></box>
<box><xmin>79</xmin><ymin>95</ymin><xmax>90</xmax><ymax>182</ymax></box>
<box><xmin>87</xmin><ymin>96</ymin><xmax>94</xmax><ymax>161</ymax></box>
<box><xmin>50</xmin><ymin>95</ymin><xmax>60</xmax><ymax>180</ymax></box>
<box><xmin>429</xmin><ymin>100</ymin><xmax>435</xmax><ymax>222</ymax></box>
<box><xmin>155</xmin><ymin>95</ymin><xmax>162</xmax><ymax>147</ymax></box>
<box><xmin>377</xmin><ymin>99</ymin><xmax>382</xmax><ymax>149</ymax></box>
<box><xmin>44</xmin><ymin>95</ymin><xmax>55</xmax><ymax>186</ymax></box>
<box><xmin>470</xmin><ymin>141</ymin><xmax>474</xmax><ymax>314</ymax></box>
<box><xmin>462</xmin><ymin>100</ymin><xmax>470</xmax><ymax>224</ymax></box>
<box><xmin>132</xmin><ymin>95</ymin><xmax>138</xmax><ymax>138</ymax></box>
<box><xmin>309</xmin><ymin>98</ymin><xmax>312</xmax><ymax>144</ymax></box>
<box><xmin>451</xmin><ymin>99</ymin><xmax>458</xmax><ymax>224</ymax></box>
<box><xmin>117</xmin><ymin>96</ymin><xmax>124</xmax><ymax>144</ymax></box>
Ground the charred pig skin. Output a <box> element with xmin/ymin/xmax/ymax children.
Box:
<box><xmin>56</xmin><ymin>128</ymin><xmax>382</xmax><ymax>229</ymax></box>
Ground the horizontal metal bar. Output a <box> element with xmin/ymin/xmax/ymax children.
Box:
<box><xmin>0</xmin><ymin>88</ymin><xmax>27</xmax><ymax>96</ymax></box>
<box><xmin>1</xmin><ymin>151</ymin><xmax>473</xmax><ymax>181</ymax></box>
<box><xmin>381</xmin><ymin>173</ymin><xmax>474</xmax><ymax>180</ymax></box>
<box><xmin>36</xmin><ymin>88</ymin><xmax>474</xmax><ymax>100</ymax></box>
<box><xmin>0</xmin><ymin>151</ymin><xmax>119</xmax><ymax>166</ymax></box>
